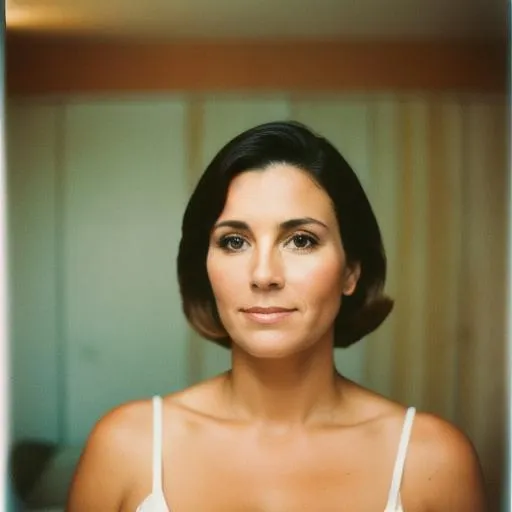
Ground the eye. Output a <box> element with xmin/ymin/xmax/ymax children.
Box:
<box><xmin>218</xmin><ymin>234</ymin><xmax>248</xmax><ymax>252</ymax></box>
<box><xmin>286</xmin><ymin>233</ymin><xmax>318</xmax><ymax>251</ymax></box>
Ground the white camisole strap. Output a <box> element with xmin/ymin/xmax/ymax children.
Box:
<box><xmin>152</xmin><ymin>395</ymin><xmax>164</xmax><ymax>494</ymax></box>
<box><xmin>385</xmin><ymin>407</ymin><xmax>416</xmax><ymax>511</ymax></box>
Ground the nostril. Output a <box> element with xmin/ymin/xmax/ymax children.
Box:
<box><xmin>250</xmin><ymin>279</ymin><xmax>284</xmax><ymax>291</ymax></box>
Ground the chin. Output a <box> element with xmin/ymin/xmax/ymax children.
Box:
<box><xmin>234</xmin><ymin>332</ymin><xmax>312</xmax><ymax>359</ymax></box>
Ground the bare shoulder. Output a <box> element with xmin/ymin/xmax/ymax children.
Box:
<box><xmin>67</xmin><ymin>399</ymin><xmax>154</xmax><ymax>511</ymax></box>
<box><xmin>343</xmin><ymin>384</ymin><xmax>487</xmax><ymax>510</ymax></box>
<box><xmin>405</xmin><ymin>412</ymin><xmax>487</xmax><ymax>511</ymax></box>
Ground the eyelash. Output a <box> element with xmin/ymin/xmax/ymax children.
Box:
<box><xmin>216</xmin><ymin>232</ymin><xmax>320</xmax><ymax>253</ymax></box>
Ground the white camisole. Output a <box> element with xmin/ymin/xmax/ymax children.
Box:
<box><xmin>136</xmin><ymin>396</ymin><xmax>416</xmax><ymax>512</ymax></box>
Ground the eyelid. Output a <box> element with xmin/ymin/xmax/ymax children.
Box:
<box><xmin>284</xmin><ymin>231</ymin><xmax>319</xmax><ymax>248</ymax></box>
<box><xmin>215</xmin><ymin>232</ymin><xmax>251</xmax><ymax>252</ymax></box>
<box><xmin>216</xmin><ymin>231</ymin><xmax>249</xmax><ymax>242</ymax></box>
<box><xmin>290</xmin><ymin>229</ymin><xmax>319</xmax><ymax>237</ymax></box>
<box><xmin>284</xmin><ymin>230</ymin><xmax>320</xmax><ymax>242</ymax></box>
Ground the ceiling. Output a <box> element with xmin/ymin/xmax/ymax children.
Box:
<box><xmin>5</xmin><ymin>0</ymin><xmax>508</xmax><ymax>40</ymax></box>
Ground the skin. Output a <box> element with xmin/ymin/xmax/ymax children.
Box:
<box><xmin>67</xmin><ymin>164</ymin><xmax>488</xmax><ymax>511</ymax></box>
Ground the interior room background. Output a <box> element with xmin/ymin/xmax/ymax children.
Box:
<box><xmin>6</xmin><ymin>34</ymin><xmax>507</xmax><ymax>510</ymax></box>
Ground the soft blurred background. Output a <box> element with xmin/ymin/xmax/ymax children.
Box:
<box><xmin>4</xmin><ymin>0</ymin><xmax>509</xmax><ymax>510</ymax></box>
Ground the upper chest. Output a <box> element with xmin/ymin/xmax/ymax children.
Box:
<box><xmin>127</xmin><ymin>425</ymin><xmax>409</xmax><ymax>512</ymax></box>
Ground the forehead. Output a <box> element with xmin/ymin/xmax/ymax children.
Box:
<box><xmin>219</xmin><ymin>164</ymin><xmax>336</xmax><ymax>221</ymax></box>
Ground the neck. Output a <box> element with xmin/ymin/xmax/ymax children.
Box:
<box><xmin>224</xmin><ymin>335</ymin><xmax>344</xmax><ymax>426</ymax></box>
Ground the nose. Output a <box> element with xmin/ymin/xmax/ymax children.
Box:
<box><xmin>250</xmin><ymin>246</ymin><xmax>285</xmax><ymax>290</ymax></box>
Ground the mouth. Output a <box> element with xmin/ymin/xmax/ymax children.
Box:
<box><xmin>240</xmin><ymin>307</ymin><xmax>297</xmax><ymax>324</ymax></box>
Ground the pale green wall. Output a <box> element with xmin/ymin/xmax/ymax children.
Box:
<box><xmin>8</xmin><ymin>103</ymin><xmax>60</xmax><ymax>443</ymax></box>
<box><xmin>8</xmin><ymin>98</ymin><xmax>192</xmax><ymax>445</ymax></box>
<box><xmin>62</xmin><ymin>99</ymin><xmax>190</xmax><ymax>444</ymax></box>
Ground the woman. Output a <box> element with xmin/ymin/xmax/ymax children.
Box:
<box><xmin>67</xmin><ymin>121</ymin><xmax>487</xmax><ymax>511</ymax></box>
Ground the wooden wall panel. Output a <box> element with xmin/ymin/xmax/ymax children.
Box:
<box><xmin>6</xmin><ymin>36</ymin><xmax>507</xmax><ymax>96</ymax></box>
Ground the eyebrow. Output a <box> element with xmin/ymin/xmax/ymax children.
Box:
<box><xmin>213</xmin><ymin>217</ymin><xmax>329</xmax><ymax>232</ymax></box>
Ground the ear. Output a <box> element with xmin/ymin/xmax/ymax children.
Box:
<box><xmin>342</xmin><ymin>262</ymin><xmax>361</xmax><ymax>296</ymax></box>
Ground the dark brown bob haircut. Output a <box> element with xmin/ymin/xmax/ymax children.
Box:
<box><xmin>177</xmin><ymin>121</ymin><xmax>393</xmax><ymax>348</ymax></box>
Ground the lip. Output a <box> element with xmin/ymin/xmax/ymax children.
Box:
<box><xmin>241</xmin><ymin>307</ymin><xmax>296</xmax><ymax>324</ymax></box>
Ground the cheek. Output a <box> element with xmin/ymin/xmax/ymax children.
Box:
<box><xmin>206</xmin><ymin>252</ymin><xmax>244</xmax><ymax>303</ymax></box>
<box><xmin>288</xmin><ymin>253</ymin><xmax>344</xmax><ymax>301</ymax></box>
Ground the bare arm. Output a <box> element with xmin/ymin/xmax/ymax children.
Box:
<box><xmin>408</xmin><ymin>414</ymin><xmax>488</xmax><ymax>511</ymax></box>
<box><xmin>66</xmin><ymin>404</ymin><xmax>143</xmax><ymax>511</ymax></box>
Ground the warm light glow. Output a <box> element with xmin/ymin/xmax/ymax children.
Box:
<box><xmin>6</xmin><ymin>5</ymin><xmax>85</xmax><ymax>30</ymax></box>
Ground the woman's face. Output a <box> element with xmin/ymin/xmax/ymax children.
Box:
<box><xmin>206</xmin><ymin>164</ymin><xmax>359</xmax><ymax>358</ymax></box>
